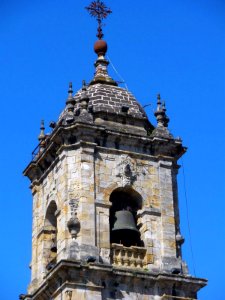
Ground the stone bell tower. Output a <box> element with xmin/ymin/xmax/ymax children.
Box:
<box><xmin>21</xmin><ymin>1</ymin><xmax>206</xmax><ymax>299</ymax></box>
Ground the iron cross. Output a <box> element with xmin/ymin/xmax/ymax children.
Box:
<box><xmin>86</xmin><ymin>0</ymin><xmax>112</xmax><ymax>39</ymax></box>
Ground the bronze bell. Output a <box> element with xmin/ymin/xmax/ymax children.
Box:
<box><xmin>112</xmin><ymin>210</ymin><xmax>139</xmax><ymax>233</ymax></box>
<box><xmin>111</xmin><ymin>210</ymin><xmax>140</xmax><ymax>247</ymax></box>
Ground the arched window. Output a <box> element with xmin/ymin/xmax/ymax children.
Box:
<box><xmin>45</xmin><ymin>201</ymin><xmax>57</xmax><ymax>225</ymax></box>
<box><xmin>109</xmin><ymin>188</ymin><xmax>143</xmax><ymax>247</ymax></box>
<box><xmin>44</xmin><ymin>201</ymin><xmax>58</xmax><ymax>270</ymax></box>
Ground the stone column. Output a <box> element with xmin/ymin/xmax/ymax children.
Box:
<box><xmin>79</xmin><ymin>142</ymin><xmax>99</xmax><ymax>260</ymax></box>
<box><xmin>158</xmin><ymin>160</ymin><xmax>180</xmax><ymax>271</ymax></box>
<box><xmin>96</xmin><ymin>203</ymin><xmax>111</xmax><ymax>263</ymax></box>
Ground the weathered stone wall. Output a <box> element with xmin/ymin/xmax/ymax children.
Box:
<box><xmin>93</xmin><ymin>148</ymin><xmax>179</xmax><ymax>271</ymax></box>
<box><xmin>28</xmin><ymin>141</ymin><xmax>182</xmax><ymax>296</ymax></box>
<box><xmin>29</xmin><ymin>149</ymin><xmax>82</xmax><ymax>292</ymax></box>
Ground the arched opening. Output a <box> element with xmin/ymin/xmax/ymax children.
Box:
<box><xmin>44</xmin><ymin>201</ymin><xmax>58</xmax><ymax>270</ymax></box>
<box><xmin>45</xmin><ymin>201</ymin><xmax>57</xmax><ymax>227</ymax></box>
<box><xmin>109</xmin><ymin>188</ymin><xmax>143</xmax><ymax>247</ymax></box>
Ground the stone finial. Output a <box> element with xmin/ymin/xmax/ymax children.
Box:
<box><xmin>151</xmin><ymin>94</ymin><xmax>172</xmax><ymax>138</ymax></box>
<box><xmin>162</xmin><ymin>101</ymin><xmax>170</xmax><ymax>127</ymax></box>
<box><xmin>82</xmin><ymin>80</ymin><xmax>87</xmax><ymax>91</ymax></box>
<box><xmin>68</xmin><ymin>82</ymin><xmax>73</xmax><ymax>97</ymax></box>
<box><xmin>90</xmin><ymin>47</ymin><xmax>117</xmax><ymax>86</ymax></box>
<box><xmin>154</xmin><ymin>94</ymin><xmax>170</xmax><ymax>128</ymax></box>
<box><xmin>67</xmin><ymin>216</ymin><xmax>80</xmax><ymax>239</ymax></box>
<box><xmin>80</xmin><ymin>80</ymin><xmax>89</xmax><ymax>111</ymax></box>
<box><xmin>156</xmin><ymin>93</ymin><xmax>161</xmax><ymax>111</ymax></box>
<box><xmin>75</xmin><ymin>81</ymin><xmax>93</xmax><ymax>123</ymax></box>
<box><xmin>66</xmin><ymin>82</ymin><xmax>75</xmax><ymax>111</ymax></box>
<box><xmin>38</xmin><ymin>120</ymin><xmax>46</xmax><ymax>152</ymax></box>
<box><xmin>38</xmin><ymin>120</ymin><xmax>45</xmax><ymax>141</ymax></box>
<box><xmin>65</xmin><ymin>82</ymin><xmax>76</xmax><ymax>124</ymax></box>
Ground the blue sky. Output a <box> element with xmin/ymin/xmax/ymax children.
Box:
<box><xmin>0</xmin><ymin>1</ymin><xmax>224</xmax><ymax>299</ymax></box>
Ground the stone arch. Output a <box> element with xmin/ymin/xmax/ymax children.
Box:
<box><xmin>43</xmin><ymin>200</ymin><xmax>58</xmax><ymax>270</ymax></box>
<box><xmin>46</xmin><ymin>192</ymin><xmax>59</xmax><ymax>213</ymax></box>
<box><xmin>109</xmin><ymin>187</ymin><xmax>143</xmax><ymax>247</ymax></box>
<box><xmin>45</xmin><ymin>200</ymin><xmax>57</xmax><ymax>227</ymax></box>
<box><xmin>110</xmin><ymin>187</ymin><xmax>142</xmax><ymax>209</ymax></box>
<box><xmin>103</xmin><ymin>182</ymin><xmax>144</xmax><ymax>206</ymax></box>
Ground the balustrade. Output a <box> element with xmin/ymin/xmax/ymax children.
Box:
<box><xmin>111</xmin><ymin>243</ymin><xmax>147</xmax><ymax>268</ymax></box>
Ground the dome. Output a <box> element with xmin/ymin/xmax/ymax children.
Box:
<box><xmin>58</xmin><ymin>38</ymin><xmax>153</xmax><ymax>136</ymax></box>
<box><xmin>73</xmin><ymin>83</ymin><xmax>147</xmax><ymax>120</ymax></box>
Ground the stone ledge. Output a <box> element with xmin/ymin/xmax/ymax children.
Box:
<box><xmin>23</xmin><ymin>259</ymin><xmax>207</xmax><ymax>300</ymax></box>
<box><xmin>95</xmin><ymin>201</ymin><xmax>112</xmax><ymax>209</ymax></box>
<box><xmin>49</xmin><ymin>259</ymin><xmax>207</xmax><ymax>285</ymax></box>
<box><xmin>36</xmin><ymin>226</ymin><xmax>56</xmax><ymax>239</ymax></box>
<box><xmin>51</xmin><ymin>280</ymin><xmax>104</xmax><ymax>299</ymax></box>
<box><xmin>138</xmin><ymin>207</ymin><xmax>161</xmax><ymax>217</ymax></box>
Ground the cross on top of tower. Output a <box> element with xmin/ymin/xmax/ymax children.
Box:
<box><xmin>85</xmin><ymin>0</ymin><xmax>112</xmax><ymax>39</ymax></box>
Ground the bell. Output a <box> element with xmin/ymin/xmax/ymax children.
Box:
<box><xmin>112</xmin><ymin>210</ymin><xmax>139</xmax><ymax>232</ymax></box>
<box><xmin>111</xmin><ymin>210</ymin><xmax>140</xmax><ymax>247</ymax></box>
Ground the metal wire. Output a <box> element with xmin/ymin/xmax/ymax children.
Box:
<box><xmin>181</xmin><ymin>157</ymin><xmax>196</xmax><ymax>276</ymax></box>
<box><xmin>106</xmin><ymin>55</ymin><xmax>129</xmax><ymax>90</ymax></box>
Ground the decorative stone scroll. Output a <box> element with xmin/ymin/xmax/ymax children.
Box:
<box><xmin>116</xmin><ymin>155</ymin><xmax>137</xmax><ymax>187</ymax></box>
<box><xmin>68</xmin><ymin>199</ymin><xmax>80</xmax><ymax>239</ymax></box>
<box><xmin>69</xmin><ymin>199</ymin><xmax>79</xmax><ymax>217</ymax></box>
<box><xmin>116</xmin><ymin>155</ymin><xmax>150</xmax><ymax>187</ymax></box>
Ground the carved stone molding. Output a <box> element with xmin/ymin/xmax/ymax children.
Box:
<box><xmin>116</xmin><ymin>155</ymin><xmax>137</xmax><ymax>187</ymax></box>
<box><xmin>68</xmin><ymin>199</ymin><xmax>80</xmax><ymax>239</ymax></box>
<box><xmin>69</xmin><ymin>199</ymin><xmax>79</xmax><ymax>217</ymax></box>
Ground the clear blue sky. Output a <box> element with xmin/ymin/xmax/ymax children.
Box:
<box><xmin>0</xmin><ymin>1</ymin><xmax>224</xmax><ymax>299</ymax></box>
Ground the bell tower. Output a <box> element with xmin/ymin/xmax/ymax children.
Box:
<box><xmin>21</xmin><ymin>1</ymin><xmax>206</xmax><ymax>299</ymax></box>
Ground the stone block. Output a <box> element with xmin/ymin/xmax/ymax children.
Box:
<box><xmin>146</xmin><ymin>253</ymin><xmax>154</xmax><ymax>264</ymax></box>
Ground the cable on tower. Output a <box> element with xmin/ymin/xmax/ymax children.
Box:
<box><xmin>106</xmin><ymin>55</ymin><xmax>129</xmax><ymax>90</ymax></box>
<box><xmin>181</xmin><ymin>157</ymin><xmax>197</xmax><ymax>276</ymax></box>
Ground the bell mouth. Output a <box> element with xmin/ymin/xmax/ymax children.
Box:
<box><xmin>111</xmin><ymin>229</ymin><xmax>141</xmax><ymax>247</ymax></box>
<box><xmin>112</xmin><ymin>226</ymin><xmax>139</xmax><ymax>232</ymax></box>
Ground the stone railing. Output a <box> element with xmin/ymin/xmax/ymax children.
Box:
<box><xmin>111</xmin><ymin>243</ymin><xmax>147</xmax><ymax>268</ymax></box>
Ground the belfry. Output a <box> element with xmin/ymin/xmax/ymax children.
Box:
<box><xmin>21</xmin><ymin>1</ymin><xmax>206</xmax><ymax>299</ymax></box>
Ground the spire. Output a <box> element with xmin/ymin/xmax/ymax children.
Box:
<box><xmin>85</xmin><ymin>1</ymin><xmax>117</xmax><ymax>86</ymax></box>
<box><xmin>38</xmin><ymin>120</ymin><xmax>46</xmax><ymax>152</ymax></box>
